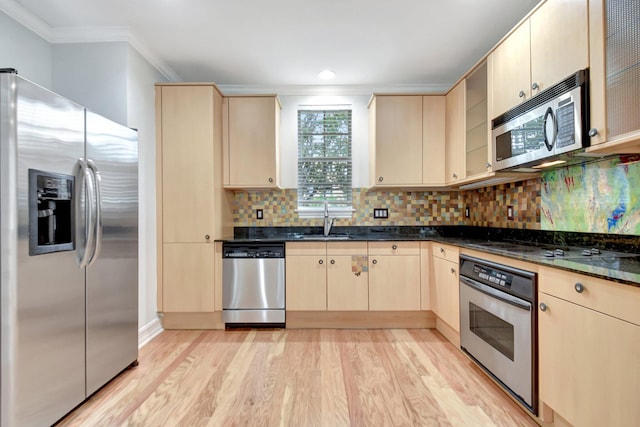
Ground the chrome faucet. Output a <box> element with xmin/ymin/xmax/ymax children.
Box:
<box><xmin>323</xmin><ymin>201</ymin><xmax>334</xmax><ymax>237</ymax></box>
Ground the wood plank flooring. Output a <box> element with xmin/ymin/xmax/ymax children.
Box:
<box><xmin>57</xmin><ymin>329</ymin><xmax>538</xmax><ymax>426</ymax></box>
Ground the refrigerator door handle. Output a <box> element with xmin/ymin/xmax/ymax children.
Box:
<box><xmin>73</xmin><ymin>158</ymin><xmax>96</xmax><ymax>268</ymax></box>
<box><xmin>87</xmin><ymin>159</ymin><xmax>102</xmax><ymax>267</ymax></box>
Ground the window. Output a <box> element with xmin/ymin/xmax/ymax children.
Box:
<box><xmin>297</xmin><ymin>108</ymin><xmax>352</xmax><ymax>217</ymax></box>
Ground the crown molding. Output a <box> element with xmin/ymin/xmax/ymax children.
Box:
<box><xmin>218</xmin><ymin>83</ymin><xmax>450</xmax><ymax>96</ymax></box>
<box><xmin>0</xmin><ymin>0</ymin><xmax>52</xmax><ymax>40</ymax></box>
<box><xmin>0</xmin><ymin>0</ymin><xmax>180</xmax><ymax>81</ymax></box>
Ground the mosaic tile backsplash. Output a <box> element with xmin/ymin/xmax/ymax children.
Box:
<box><xmin>541</xmin><ymin>155</ymin><xmax>640</xmax><ymax>235</ymax></box>
<box><xmin>233</xmin><ymin>179</ymin><xmax>542</xmax><ymax>230</ymax></box>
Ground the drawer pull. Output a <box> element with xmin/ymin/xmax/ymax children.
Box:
<box><xmin>372</xmin><ymin>259</ymin><xmax>378</xmax><ymax>265</ymax></box>
<box><xmin>268</xmin><ymin>177</ymin><xmax>274</xmax><ymax>183</ymax></box>
<box><xmin>440</xmin><ymin>247</ymin><xmax>445</xmax><ymax>254</ymax></box>
<box><xmin>519</xmin><ymin>90</ymin><xmax>526</xmax><ymax>98</ymax></box>
<box><xmin>392</xmin><ymin>244</ymin><xmax>398</xmax><ymax>250</ymax></box>
<box><xmin>574</xmin><ymin>283</ymin><xmax>585</xmax><ymax>293</ymax></box>
<box><xmin>539</xmin><ymin>302</ymin><xmax>548</xmax><ymax>312</ymax></box>
<box><xmin>318</xmin><ymin>259</ymin><xmax>323</xmax><ymax>265</ymax></box>
<box><xmin>450</xmin><ymin>268</ymin><xmax>456</xmax><ymax>274</ymax></box>
<box><xmin>330</xmin><ymin>259</ymin><xmax>335</xmax><ymax>265</ymax></box>
<box><xmin>205</xmin><ymin>234</ymin><xmax>210</xmax><ymax>240</ymax></box>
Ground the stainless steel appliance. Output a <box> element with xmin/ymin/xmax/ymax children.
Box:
<box><xmin>1</xmin><ymin>69</ymin><xmax>138</xmax><ymax>427</ymax></box>
<box><xmin>492</xmin><ymin>69</ymin><xmax>590</xmax><ymax>171</ymax></box>
<box><xmin>222</xmin><ymin>242</ymin><xmax>285</xmax><ymax>326</ymax></box>
<box><xmin>459</xmin><ymin>255</ymin><xmax>537</xmax><ymax>415</ymax></box>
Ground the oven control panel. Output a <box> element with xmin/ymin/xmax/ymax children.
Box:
<box><xmin>473</xmin><ymin>265</ymin><xmax>513</xmax><ymax>288</ymax></box>
<box><xmin>460</xmin><ymin>255</ymin><xmax>536</xmax><ymax>302</ymax></box>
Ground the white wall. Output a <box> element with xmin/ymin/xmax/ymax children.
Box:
<box><xmin>0</xmin><ymin>10</ymin><xmax>51</xmax><ymax>88</ymax></box>
<box><xmin>126</xmin><ymin>45</ymin><xmax>167</xmax><ymax>330</ymax></box>
<box><xmin>278</xmin><ymin>94</ymin><xmax>370</xmax><ymax>189</ymax></box>
<box><xmin>52</xmin><ymin>42</ymin><xmax>129</xmax><ymax>126</ymax></box>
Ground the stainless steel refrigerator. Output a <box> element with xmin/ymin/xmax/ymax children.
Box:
<box><xmin>0</xmin><ymin>69</ymin><xmax>138</xmax><ymax>426</ymax></box>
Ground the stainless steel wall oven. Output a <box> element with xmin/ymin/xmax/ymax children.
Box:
<box><xmin>459</xmin><ymin>255</ymin><xmax>537</xmax><ymax>415</ymax></box>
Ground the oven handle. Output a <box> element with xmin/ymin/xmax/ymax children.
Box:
<box><xmin>460</xmin><ymin>276</ymin><xmax>532</xmax><ymax>311</ymax></box>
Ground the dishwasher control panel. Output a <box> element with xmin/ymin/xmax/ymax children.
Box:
<box><xmin>223</xmin><ymin>242</ymin><xmax>285</xmax><ymax>259</ymax></box>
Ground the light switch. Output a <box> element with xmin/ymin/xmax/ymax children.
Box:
<box><xmin>256</xmin><ymin>209</ymin><xmax>263</xmax><ymax>220</ymax></box>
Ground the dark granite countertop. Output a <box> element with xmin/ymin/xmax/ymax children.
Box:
<box><xmin>218</xmin><ymin>226</ymin><xmax>640</xmax><ymax>286</ymax></box>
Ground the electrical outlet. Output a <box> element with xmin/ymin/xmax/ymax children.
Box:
<box><xmin>373</xmin><ymin>208</ymin><xmax>389</xmax><ymax>219</ymax></box>
<box><xmin>256</xmin><ymin>209</ymin><xmax>263</xmax><ymax>220</ymax></box>
<box><xmin>465</xmin><ymin>206</ymin><xmax>470</xmax><ymax>219</ymax></box>
<box><xmin>507</xmin><ymin>205</ymin><xmax>514</xmax><ymax>220</ymax></box>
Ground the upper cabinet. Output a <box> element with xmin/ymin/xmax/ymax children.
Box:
<box><xmin>587</xmin><ymin>0</ymin><xmax>640</xmax><ymax>153</ymax></box>
<box><xmin>489</xmin><ymin>0</ymin><xmax>589</xmax><ymax>118</ymax></box>
<box><xmin>465</xmin><ymin>62</ymin><xmax>490</xmax><ymax>178</ymax></box>
<box><xmin>445</xmin><ymin>81</ymin><xmax>465</xmax><ymax>184</ymax></box>
<box><xmin>369</xmin><ymin>95</ymin><xmax>446</xmax><ymax>187</ymax></box>
<box><xmin>223</xmin><ymin>95</ymin><xmax>281</xmax><ymax>189</ymax></box>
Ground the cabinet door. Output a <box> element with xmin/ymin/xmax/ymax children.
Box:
<box><xmin>445</xmin><ymin>81</ymin><xmax>465</xmax><ymax>184</ymax></box>
<box><xmin>431</xmin><ymin>256</ymin><xmax>460</xmax><ymax>331</ymax></box>
<box><xmin>226</xmin><ymin>96</ymin><xmax>279</xmax><ymax>188</ymax></box>
<box><xmin>327</xmin><ymin>255</ymin><xmax>369</xmax><ymax>311</ymax></box>
<box><xmin>465</xmin><ymin>62</ymin><xmax>489</xmax><ymax>177</ymax></box>
<box><xmin>489</xmin><ymin>20</ymin><xmax>531</xmax><ymax>117</ymax></box>
<box><xmin>160</xmin><ymin>86</ymin><xmax>215</xmax><ymax>243</ymax></box>
<box><xmin>371</xmin><ymin>96</ymin><xmax>423</xmax><ymax>186</ymax></box>
<box><xmin>286</xmin><ymin>255</ymin><xmax>327</xmax><ymax>310</ymax></box>
<box><xmin>163</xmin><ymin>243</ymin><xmax>215</xmax><ymax>312</ymax></box>
<box><xmin>530</xmin><ymin>0</ymin><xmax>588</xmax><ymax>94</ymax></box>
<box><xmin>422</xmin><ymin>96</ymin><xmax>446</xmax><ymax>185</ymax></box>
<box><xmin>368</xmin><ymin>255</ymin><xmax>420</xmax><ymax>311</ymax></box>
<box><xmin>538</xmin><ymin>292</ymin><xmax>640</xmax><ymax>427</ymax></box>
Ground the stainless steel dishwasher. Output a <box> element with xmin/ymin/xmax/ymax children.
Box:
<box><xmin>222</xmin><ymin>242</ymin><xmax>285</xmax><ymax>326</ymax></box>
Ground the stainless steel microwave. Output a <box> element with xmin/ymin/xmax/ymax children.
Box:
<box><xmin>491</xmin><ymin>69</ymin><xmax>590</xmax><ymax>172</ymax></box>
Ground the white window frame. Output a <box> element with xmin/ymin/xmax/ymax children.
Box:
<box><xmin>297</xmin><ymin>105</ymin><xmax>353</xmax><ymax>219</ymax></box>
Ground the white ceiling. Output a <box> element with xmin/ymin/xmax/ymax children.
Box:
<box><xmin>2</xmin><ymin>0</ymin><xmax>541</xmax><ymax>94</ymax></box>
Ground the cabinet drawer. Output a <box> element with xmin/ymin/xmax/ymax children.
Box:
<box><xmin>327</xmin><ymin>241</ymin><xmax>368</xmax><ymax>256</ymax></box>
<box><xmin>539</xmin><ymin>267</ymin><xmax>640</xmax><ymax>326</ymax></box>
<box><xmin>368</xmin><ymin>241</ymin><xmax>420</xmax><ymax>256</ymax></box>
<box><xmin>286</xmin><ymin>241</ymin><xmax>326</xmax><ymax>256</ymax></box>
<box><xmin>431</xmin><ymin>243</ymin><xmax>459</xmax><ymax>263</ymax></box>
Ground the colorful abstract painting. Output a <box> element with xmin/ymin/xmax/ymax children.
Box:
<box><xmin>540</xmin><ymin>155</ymin><xmax>640</xmax><ymax>235</ymax></box>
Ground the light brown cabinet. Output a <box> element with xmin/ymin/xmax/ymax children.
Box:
<box><xmin>465</xmin><ymin>62</ymin><xmax>490</xmax><ymax>178</ymax></box>
<box><xmin>285</xmin><ymin>242</ymin><xmax>327</xmax><ymax>311</ymax></box>
<box><xmin>489</xmin><ymin>0</ymin><xmax>589</xmax><ymax>118</ymax></box>
<box><xmin>155</xmin><ymin>83</ymin><xmax>232</xmax><ymax>324</ymax></box>
<box><xmin>368</xmin><ymin>242</ymin><xmax>421</xmax><ymax>311</ymax></box>
<box><xmin>430</xmin><ymin>243</ymin><xmax>460</xmax><ymax>332</ymax></box>
<box><xmin>223</xmin><ymin>96</ymin><xmax>280</xmax><ymax>189</ymax></box>
<box><xmin>369</xmin><ymin>95</ymin><xmax>446</xmax><ymax>187</ymax></box>
<box><xmin>538</xmin><ymin>267</ymin><xmax>640</xmax><ymax>427</ymax></box>
<box><xmin>327</xmin><ymin>242</ymin><xmax>369</xmax><ymax>311</ymax></box>
<box><xmin>587</xmin><ymin>0</ymin><xmax>640</xmax><ymax>153</ymax></box>
<box><xmin>445</xmin><ymin>81</ymin><xmax>465</xmax><ymax>184</ymax></box>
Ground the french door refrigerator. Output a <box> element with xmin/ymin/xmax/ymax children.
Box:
<box><xmin>0</xmin><ymin>69</ymin><xmax>138</xmax><ymax>426</ymax></box>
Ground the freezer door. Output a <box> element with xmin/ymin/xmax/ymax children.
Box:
<box><xmin>85</xmin><ymin>111</ymin><xmax>138</xmax><ymax>396</ymax></box>
<box><xmin>1</xmin><ymin>73</ymin><xmax>87</xmax><ymax>426</ymax></box>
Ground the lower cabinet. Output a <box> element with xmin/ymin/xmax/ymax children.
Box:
<box><xmin>368</xmin><ymin>242</ymin><xmax>421</xmax><ymax>311</ymax></box>
<box><xmin>285</xmin><ymin>242</ymin><xmax>327</xmax><ymax>310</ymax></box>
<box><xmin>538</xmin><ymin>267</ymin><xmax>640</xmax><ymax>427</ymax></box>
<box><xmin>162</xmin><ymin>243</ymin><xmax>215</xmax><ymax>312</ymax></box>
<box><xmin>327</xmin><ymin>242</ymin><xmax>369</xmax><ymax>311</ymax></box>
<box><xmin>430</xmin><ymin>243</ymin><xmax>460</xmax><ymax>332</ymax></box>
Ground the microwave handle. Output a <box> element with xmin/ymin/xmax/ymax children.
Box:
<box><xmin>543</xmin><ymin>107</ymin><xmax>557</xmax><ymax>151</ymax></box>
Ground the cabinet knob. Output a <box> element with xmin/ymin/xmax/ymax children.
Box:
<box><xmin>268</xmin><ymin>177</ymin><xmax>273</xmax><ymax>183</ymax></box>
<box><xmin>440</xmin><ymin>247</ymin><xmax>445</xmax><ymax>253</ymax></box>
<box><xmin>588</xmin><ymin>128</ymin><xmax>599</xmax><ymax>137</ymax></box>
<box><xmin>452</xmin><ymin>173</ymin><xmax>458</xmax><ymax>179</ymax></box>
<box><xmin>330</xmin><ymin>259</ymin><xmax>335</xmax><ymax>265</ymax></box>
<box><xmin>392</xmin><ymin>244</ymin><xmax>398</xmax><ymax>250</ymax></box>
<box><xmin>378</xmin><ymin>176</ymin><xmax>384</xmax><ymax>183</ymax></box>
<box><xmin>519</xmin><ymin>90</ymin><xmax>526</xmax><ymax>98</ymax></box>
<box><xmin>574</xmin><ymin>283</ymin><xmax>585</xmax><ymax>293</ymax></box>
<box><xmin>372</xmin><ymin>259</ymin><xmax>378</xmax><ymax>265</ymax></box>
<box><xmin>450</xmin><ymin>267</ymin><xmax>456</xmax><ymax>274</ymax></box>
<box><xmin>205</xmin><ymin>234</ymin><xmax>210</xmax><ymax>240</ymax></box>
<box><xmin>318</xmin><ymin>259</ymin><xmax>324</xmax><ymax>265</ymax></box>
<box><xmin>531</xmin><ymin>82</ymin><xmax>539</xmax><ymax>90</ymax></box>
<box><xmin>540</xmin><ymin>302</ymin><xmax>548</xmax><ymax>312</ymax></box>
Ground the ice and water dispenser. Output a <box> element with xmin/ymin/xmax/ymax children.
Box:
<box><xmin>29</xmin><ymin>169</ymin><xmax>74</xmax><ymax>255</ymax></box>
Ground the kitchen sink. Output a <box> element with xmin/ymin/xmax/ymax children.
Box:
<box><xmin>299</xmin><ymin>234</ymin><xmax>353</xmax><ymax>241</ymax></box>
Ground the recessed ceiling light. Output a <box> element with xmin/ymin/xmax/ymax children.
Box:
<box><xmin>318</xmin><ymin>69</ymin><xmax>336</xmax><ymax>80</ymax></box>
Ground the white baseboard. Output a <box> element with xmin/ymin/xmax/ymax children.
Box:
<box><xmin>138</xmin><ymin>317</ymin><xmax>164</xmax><ymax>348</ymax></box>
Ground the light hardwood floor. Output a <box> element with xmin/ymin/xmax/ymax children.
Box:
<box><xmin>58</xmin><ymin>329</ymin><xmax>538</xmax><ymax>426</ymax></box>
